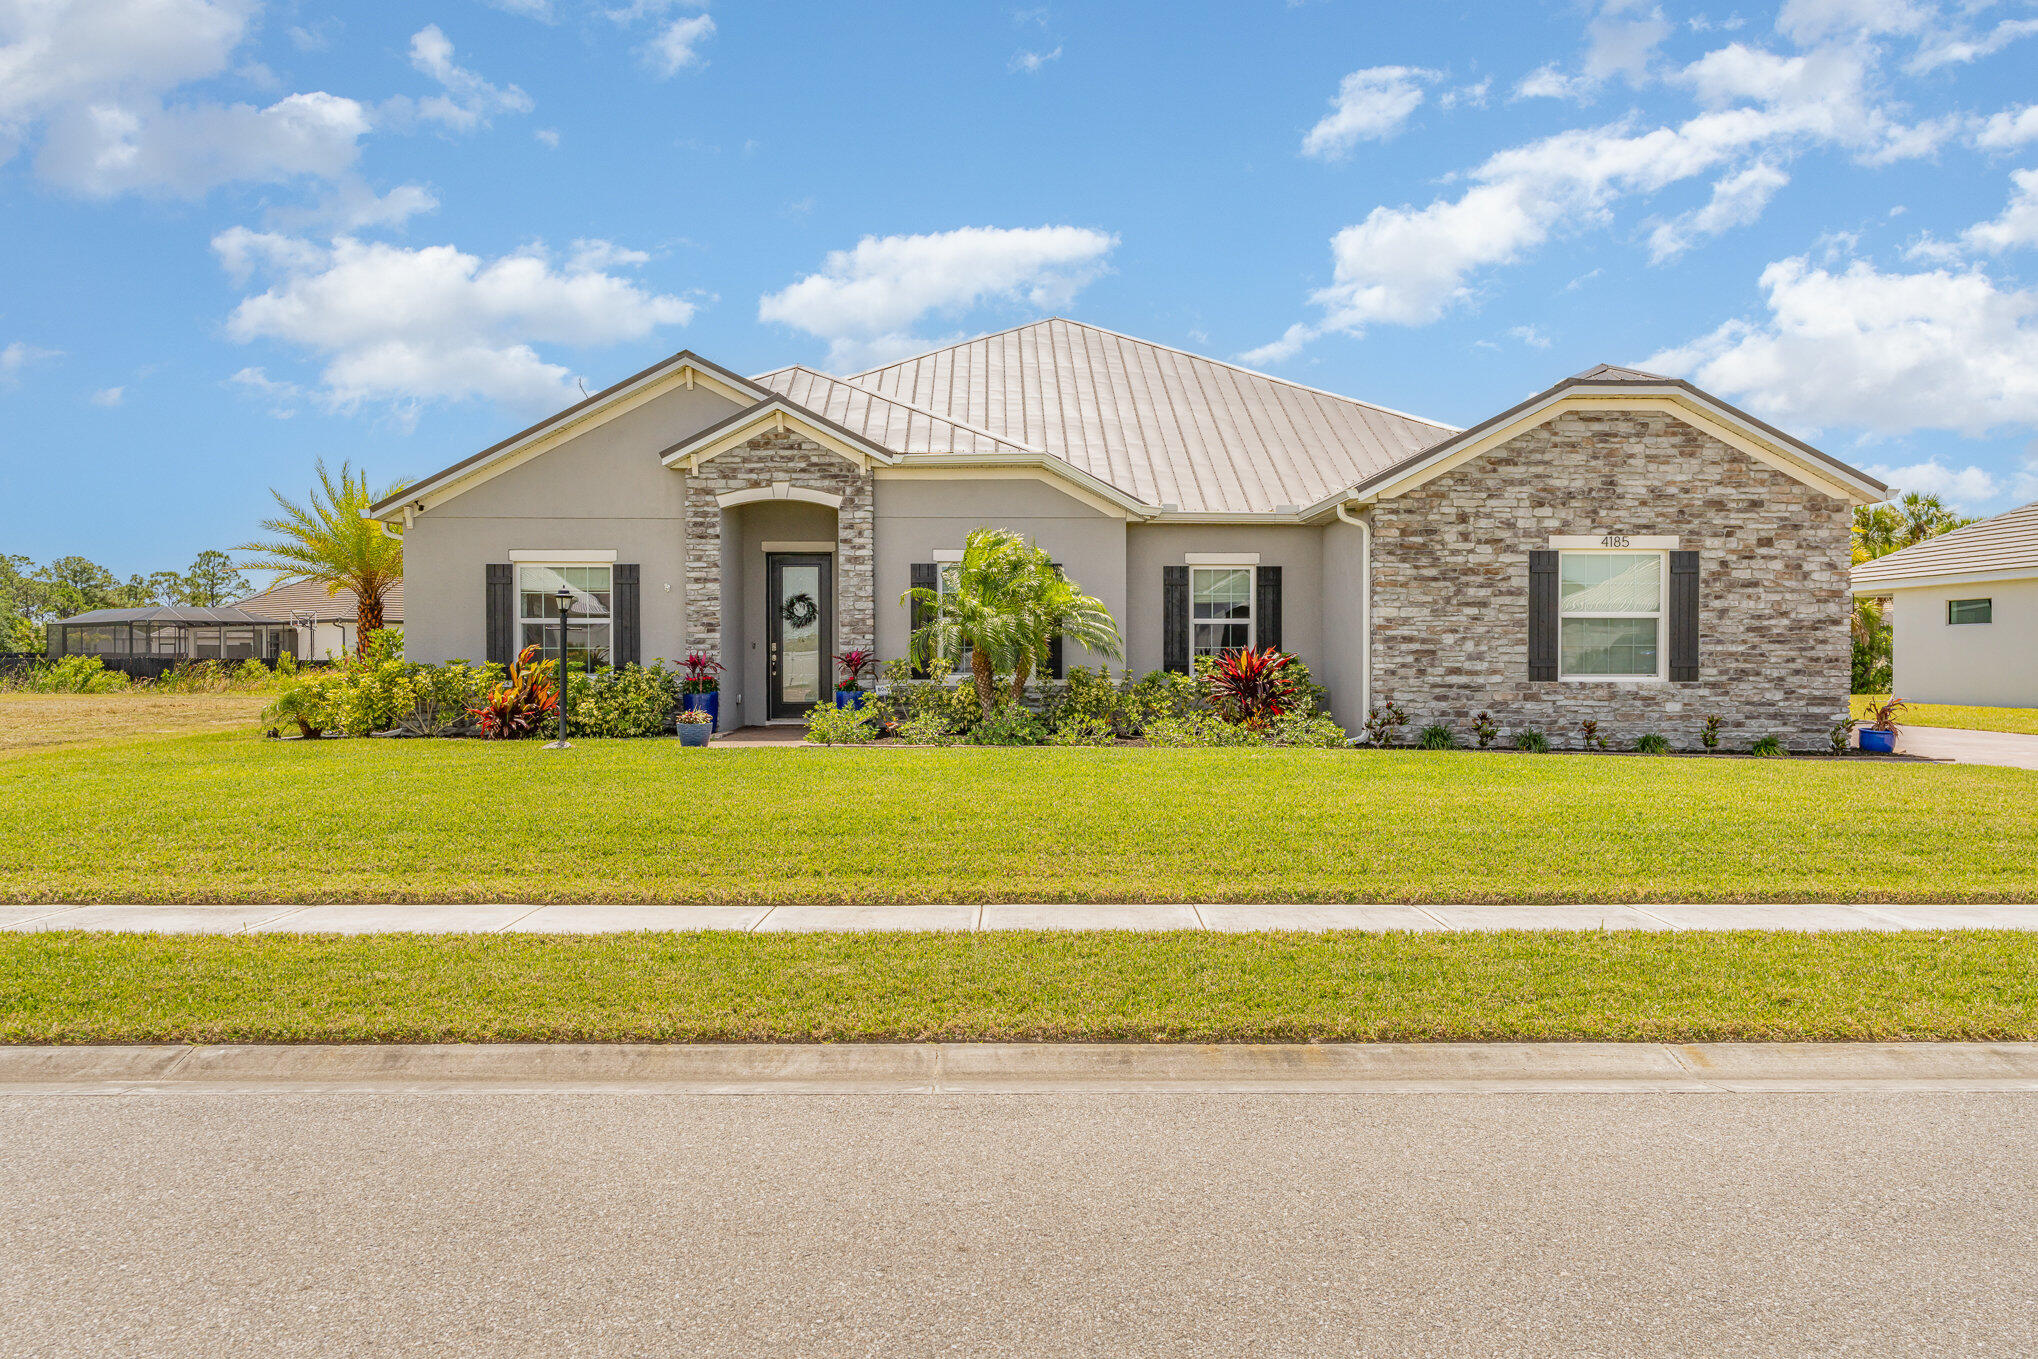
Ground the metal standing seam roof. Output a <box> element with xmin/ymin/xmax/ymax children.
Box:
<box><xmin>232</xmin><ymin>578</ymin><xmax>405</xmax><ymax>622</ymax></box>
<box><xmin>750</xmin><ymin>366</ymin><xmax>1047</xmax><ymax>460</ymax></box>
<box><xmin>1851</xmin><ymin>499</ymin><xmax>2038</xmax><ymax>587</ymax></box>
<box><xmin>838</xmin><ymin>317</ymin><xmax>1459</xmax><ymax>514</ymax></box>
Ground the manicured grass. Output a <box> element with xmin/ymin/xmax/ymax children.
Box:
<box><xmin>0</xmin><ymin>693</ymin><xmax>269</xmax><ymax>755</ymax></box>
<box><xmin>6</xmin><ymin>930</ymin><xmax>2037</xmax><ymax>1043</ymax></box>
<box><xmin>1853</xmin><ymin>694</ymin><xmax>2038</xmax><ymax>736</ymax></box>
<box><xmin>3</xmin><ymin>732</ymin><xmax>2036</xmax><ymax>903</ymax></box>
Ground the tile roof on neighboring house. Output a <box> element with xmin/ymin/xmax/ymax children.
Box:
<box><xmin>1851</xmin><ymin>499</ymin><xmax>2038</xmax><ymax>588</ymax></box>
<box><xmin>753</xmin><ymin>366</ymin><xmax>1045</xmax><ymax>459</ymax></box>
<box><xmin>840</xmin><ymin>317</ymin><xmax>1458</xmax><ymax>514</ymax></box>
<box><xmin>233</xmin><ymin>578</ymin><xmax>404</xmax><ymax>622</ymax></box>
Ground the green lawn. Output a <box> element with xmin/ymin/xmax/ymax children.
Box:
<box><xmin>6</xmin><ymin>930</ymin><xmax>2036</xmax><ymax>1043</ymax></box>
<box><xmin>3</xmin><ymin>730</ymin><xmax>2035</xmax><ymax>903</ymax></box>
<box><xmin>1853</xmin><ymin>694</ymin><xmax>2038</xmax><ymax>736</ymax></box>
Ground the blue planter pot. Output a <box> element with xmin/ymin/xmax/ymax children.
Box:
<box><xmin>1859</xmin><ymin>728</ymin><xmax>1896</xmax><ymax>754</ymax></box>
<box><xmin>676</xmin><ymin>723</ymin><xmax>710</xmax><ymax>748</ymax></box>
<box><xmin>834</xmin><ymin>689</ymin><xmax>866</xmax><ymax>710</ymax></box>
<box><xmin>683</xmin><ymin>691</ymin><xmax>719</xmax><ymax>731</ymax></box>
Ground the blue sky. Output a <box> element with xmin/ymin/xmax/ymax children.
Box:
<box><xmin>3</xmin><ymin>0</ymin><xmax>2036</xmax><ymax>576</ymax></box>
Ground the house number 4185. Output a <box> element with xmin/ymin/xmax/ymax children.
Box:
<box><xmin>1599</xmin><ymin>534</ymin><xmax>1631</xmax><ymax>547</ymax></box>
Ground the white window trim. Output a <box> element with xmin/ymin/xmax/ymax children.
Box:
<box><xmin>1946</xmin><ymin>597</ymin><xmax>1993</xmax><ymax>625</ymax></box>
<box><xmin>1189</xmin><ymin>563</ymin><xmax>1256</xmax><ymax>659</ymax></box>
<box><xmin>931</xmin><ymin>554</ymin><xmax>972</xmax><ymax>679</ymax></box>
<box><xmin>762</xmin><ymin>540</ymin><xmax>834</xmax><ymax>553</ymax></box>
<box><xmin>516</xmin><ymin>560</ymin><xmax>615</xmax><ymax>668</ymax></box>
<box><xmin>1557</xmin><ymin>548</ymin><xmax>1667</xmax><ymax>683</ymax></box>
<box><xmin>509</xmin><ymin>548</ymin><xmax>618</xmax><ymax>563</ymax></box>
<box><xmin>931</xmin><ymin>548</ymin><xmax>965</xmax><ymax>563</ymax></box>
<box><xmin>1184</xmin><ymin>552</ymin><xmax>1260</xmax><ymax>566</ymax></box>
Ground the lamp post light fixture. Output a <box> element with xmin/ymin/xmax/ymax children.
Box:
<box><xmin>544</xmin><ymin>582</ymin><xmax>574</xmax><ymax>750</ymax></box>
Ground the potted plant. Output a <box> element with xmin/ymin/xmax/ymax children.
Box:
<box><xmin>833</xmin><ymin>648</ymin><xmax>876</xmax><ymax>709</ymax></box>
<box><xmin>1859</xmin><ymin>697</ymin><xmax>1905</xmax><ymax>753</ymax></box>
<box><xmin>676</xmin><ymin>708</ymin><xmax>712</xmax><ymax>747</ymax></box>
<box><xmin>679</xmin><ymin>653</ymin><xmax>722</xmax><ymax>731</ymax></box>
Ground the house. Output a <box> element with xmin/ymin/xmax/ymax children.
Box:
<box><xmin>231</xmin><ymin>578</ymin><xmax>406</xmax><ymax>662</ymax></box>
<box><xmin>1851</xmin><ymin>499</ymin><xmax>2038</xmax><ymax>708</ymax></box>
<box><xmin>373</xmin><ymin>318</ymin><xmax>1885</xmax><ymax>743</ymax></box>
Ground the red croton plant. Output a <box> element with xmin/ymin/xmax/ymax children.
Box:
<box><xmin>470</xmin><ymin>644</ymin><xmax>557</xmax><ymax>739</ymax></box>
<box><xmin>834</xmin><ymin>648</ymin><xmax>877</xmax><ymax>692</ymax></box>
<box><xmin>1205</xmin><ymin>646</ymin><xmax>1296</xmax><ymax>729</ymax></box>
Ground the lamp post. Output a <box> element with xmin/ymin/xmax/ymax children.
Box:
<box><xmin>545</xmin><ymin>583</ymin><xmax>574</xmax><ymax>750</ymax></box>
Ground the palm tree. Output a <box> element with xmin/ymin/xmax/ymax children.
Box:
<box><xmin>902</xmin><ymin>528</ymin><xmax>1123</xmax><ymax>715</ymax></box>
<box><xmin>238</xmin><ymin>460</ymin><xmax>407</xmax><ymax>654</ymax></box>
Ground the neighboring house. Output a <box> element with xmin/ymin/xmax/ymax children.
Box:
<box><xmin>373</xmin><ymin>318</ymin><xmax>1884</xmax><ymax>743</ymax></box>
<box><xmin>231</xmin><ymin>578</ymin><xmax>406</xmax><ymax>662</ymax></box>
<box><xmin>1851</xmin><ymin>499</ymin><xmax>2037</xmax><ymax>708</ymax></box>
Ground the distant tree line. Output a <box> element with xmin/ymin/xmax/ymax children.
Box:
<box><xmin>1850</xmin><ymin>490</ymin><xmax>1974</xmax><ymax>694</ymax></box>
<box><xmin>0</xmin><ymin>551</ymin><xmax>252</xmax><ymax>652</ymax></box>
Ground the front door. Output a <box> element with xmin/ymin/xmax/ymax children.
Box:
<box><xmin>767</xmin><ymin>553</ymin><xmax>832</xmax><ymax>720</ymax></box>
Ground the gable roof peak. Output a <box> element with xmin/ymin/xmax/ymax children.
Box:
<box><xmin>1570</xmin><ymin>363</ymin><xmax>1673</xmax><ymax>383</ymax></box>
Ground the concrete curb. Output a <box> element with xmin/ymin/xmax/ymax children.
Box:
<box><xmin>8</xmin><ymin>902</ymin><xmax>2038</xmax><ymax>934</ymax></box>
<box><xmin>7</xmin><ymin>1043</ymin><xmax>2038</xmax><ymax>1095</ymax></box>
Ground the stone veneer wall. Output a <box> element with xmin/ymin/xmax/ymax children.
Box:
<box><xmin>682</xmin><ymin>433</ymin><xmax>875</xmax><ymax>659</ymax></box>
<box><xmin>1368</xmin><ymin>410</ymin><xmax>1854</xmax><ymax>750</ymax></box>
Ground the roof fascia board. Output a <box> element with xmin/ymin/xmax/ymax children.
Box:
<box><xmin>874</xmin><ymin>457</ymin><xmax>1150</xmax><ymax>520</ymax></box>
<box><xmin>369</xmin><ymin>353</ymin><xmax>766</xmax><ymax>519</ymax></box>
<box><xmin>1352</xmin><ymin>387</ymin><xmax>1882</xmax><ymax>506</ymax></box>
<box><xmin>1852</xmin><ymin>566</ymin><xmax>2038</xmax><ymax>591</ymax></box>
<box><xmin>660</xmin><ymin>399</ymin><xmax>903</xmax><ymax>472</ymax></box>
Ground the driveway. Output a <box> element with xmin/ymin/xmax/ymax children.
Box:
<box><xmin>1898</xmin><ymin>725</ymin><xmax>2038</xmax><ymax>771</ymax></box>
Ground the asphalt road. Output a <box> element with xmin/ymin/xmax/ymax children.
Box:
<box><xmin>6</xmin><ymin>1090</ymin><xmax>2036</xmax><ymax>1357</ymax></box>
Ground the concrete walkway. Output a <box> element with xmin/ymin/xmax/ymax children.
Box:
<box><xmin>9</xmin><ymin>1041</ymin><xmax>2038</xmax><ymax>1094</ymax></box>
<box><xmin>1900</xmin><ymin>724</ymin><xmax>2038</xmax><ymax>771</ymax></box>
<box><xmin>6</xmin><ymin>901</ymin><xmax>2038</xmax><ymax>933</ymax></box>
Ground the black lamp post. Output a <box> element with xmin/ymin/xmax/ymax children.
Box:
<box><xmin>545</xmin><ymin>583</ymin><xmax>574</xmax><ymax>750</ymax></box>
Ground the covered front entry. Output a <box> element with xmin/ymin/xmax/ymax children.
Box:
<box><xmin>766</xmin><ymin>552</ymin><xmax>833</xmax><ymax>720</ymax></box>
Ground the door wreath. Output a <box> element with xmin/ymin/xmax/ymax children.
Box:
<box><xmin>780</xmin><ymin>592</ymin><xmax>820</xmax><ymax>629</ymax></box>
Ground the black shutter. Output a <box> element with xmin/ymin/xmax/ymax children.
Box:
<box><xmin>1669</xmin><ymin>550</ymin><xmax>1699</xmax><ymax>682</ymax></box>
<box><xmin>1047</xmin><ymin>561</ymin><xmax>1064</xmax><ymax>677</ymax></box>
<box><xmin>613</xmin><ymin>563</ymin><xmax>641</xmax><ymax>667</ymax></box>
<box><xmin>1163</xmin><ymin>565</ymin><xmax>1190</xmax><ymax>673</ymax></box>
<box><xmin>1256</xmin><ymin>566</ymin><xmax>1282</xmax><ymax>653</ymax></box>
<box><xmin>1528</xmin><ymin>551</ymin><xmax>1558</xmax><ymax>681</ymax></box>
<box><xmin>485</xmin><ymin>563</ymin><xmax>513</xmax><ymax>667</ymax></box>
<box><xmin>909</xmin><ymin>562</ymin><xmax>937</xmax><ymax>678</ymax></box>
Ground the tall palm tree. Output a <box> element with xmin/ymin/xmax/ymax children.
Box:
<box><xmin>902</xmin><ymin>528</ymin><xmax>1123</xmax><ymax>715</ymax></box>
<box><xmin>238</xmin><ymin>460</ymin><xmax>407</xmax><ymax>654</ymax></box>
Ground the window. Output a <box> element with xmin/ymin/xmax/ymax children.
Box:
<box><xmin>1190</xmin><ymin>566</ymin><xmax>1253</xmax><ymax>658</ymax></box>
<box><xmin>1948</xmin><ymin>598</ymin><xmax>1992</xmax><ymax>625</ymax></box>
<box><xmin>1559</xmin><ymin>551</ymin><xmax>1663</xmax><ymax>679</ymax></box>
<box><xmin>518</xmin><ymin>563</ymin><xmax>611</xmax><ymax>670</ymax></box>
<box><xmin>936</xmin><ymin>561</ymin><xmax>972</xmax><ymax>676</ymax></box>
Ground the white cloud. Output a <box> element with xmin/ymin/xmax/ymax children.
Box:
<box><xmin>1508</xmin><ymin>324</ymin><xmax>1554</xmax><ymax>349</ymax></box>
<box><xmin>90</xmin><ymin>385</ymin><xmax>124</xmax><ymax>406</ymax></box>
<box><xmin>1436</xmin><ymin>77</ymin><xmax>1490</xmax><ymax>110</ymax></box>
<box><xmin>0</xmin><ymin>341</ymin><xmax>61</xmax><ymax>384</ymax></box>
<box><xmin>270</xmin><ymin>180</ymin><xmax>440</xmax><ymax>232</ymax></box>
<box><xmin>1301</xmin><ymin>66</ymin><xmax>1437</xmax><ymax>160</ymax></box>
<box><xmin>1009</xmin><ymin>45</ymin><xmax>1062</xmax><ymax>74</ymax></box>
<box><xmin>1775</xmin><ymin>0</ymin><xmax>1928</xmax><ymax>47</ymax></box>
<box><xmin>643</xmin><ymin>13</ymin><xmax>715</xmax><ymax>76</ymax></box>
<box><xmin>1512</xmin><ymin>0</ymin><xmax>1671</xmax><ymax>101</ymax></box>
<box><xmin>226</xmin><ymin>365</ymin><xmax>303</xmax><ymax>415</ymax></box>
<box><xmin>403</xmin><ymin>25</ymin><xmax>532</xmax><ymax>131</ymax></box>
<box><xmin>217</xmin><ymin>233</ymin><xmax>695</xmax><ymax>411</ymax></box>
<box><xmin>1237</xmin><ymin>323</ymin><xmax>1314</xmax><ymax>367</ymax></box>
<box><xmin>1643</xmin><ymin>256</ymin><xmax>2038</xmax><ymax>437</ymax></box>
<box><xmin>1975</xmin><ymin>104</ymin><xmax>2038</xmax><ymax>151</ymax></box>
<box><xmin>1859</xmin><ymin>458</ymin><xmax>2006</xmax><ymax>508</ymax></box>
<box><xmin>534</xmin><ymin>127</ymin><xmax>561</xmax><ymax>148</ymax></box>
<box><xmin>758</xmin><ymin>225</ymin><xmax>1118</xmax><ymax>369</ymax></box>
<box><xmin>1513</xmin><ymin>63</ymin><xmax>1594</xmax><ymax>102</ymax></box>
<box><xmin>37</xmin><ymin>91</ymin><xmax>371</xmax><ymax>196</ymax></box>
<box><xmin>566</xmin><ymin>238</ymin><xmax>652</xmax><ymax>271</ymax></box>
<box><xmin>1646</xmin><ymin>159</ymin><xmax>1789</xmax><ymax>261</ymax></box>
<box><xmin>1907</xmin><ymin>14</ymin><xmax>2038</xmax><ymax>72</ymax></box>
<box><xmin>1961</xmin><ymin>169</ymin><xmax>2038</xmax><ymax>254</ymax></box>
<box><xmin>481</xmin><ymin>0</ymin><xmax>556</xmax><ymax>19</ymax></box>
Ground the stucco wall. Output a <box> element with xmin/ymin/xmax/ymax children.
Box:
<box><xmin>399</xmin><ymin>383</ymin><xmax>740</xmax><ymax>665</ymax></box>
<box><xmin>872</xmin><ymin>477</ymin><xmax>1127</xmax><ymax>671</ymax></box>
<box><xmin>1317</xmin><ymin>516</ymin><xmax>1369</xmax><ymax>733</ymax></box>
<box><xmin>1123</xmin><ymin>524</ymin><xmax>1326</xmax><ymax>678</ymax></box>
<box><xmin>1368</xmin><ymin>410</ymin><xmax>1854</xmax><ymax>750</ymax></box>
<box><xmin>1888</xmin><ymin>578</ymin><xmax>2038</xmax><ymax>707</ymax></box>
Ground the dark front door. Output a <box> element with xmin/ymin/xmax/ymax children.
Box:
<box><xmin>767</xmin><ymin>553</ymin><xmax>833</xmax><ymax>720</ymax></box>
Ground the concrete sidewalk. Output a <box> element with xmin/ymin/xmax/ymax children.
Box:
<box><xmin>8</xmin><ymin>1041</ymin><xmax>2038</xmax><ymax>1095</ymax></box>
<box><xmin>5</xmin><ymin>901</ymin><xmax>2038</xmax><ymax>934</ymax></box>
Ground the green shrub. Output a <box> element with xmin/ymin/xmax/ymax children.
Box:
<box><xmin>1829</xmin><ymin>717</ymin><xmax>1854</xmax><ymax>754</ymax></box>
<box><xmin>1263</xmin><ymin>713</ymin><xmax>1349</xmax><ymax>748</ymax></box>
<box><xmin>1471</xmin><ymin>711</ymin><xmax>1498</xmax><ymax>748</ymax></box>
<box><xmin>1046</xmin><ymin>715</ymin><xmax>1115</xmax><ymax>746</ymax></box>
<box><xmin>1750</xmin><ymin>735</ymin><xmax>1787</xmax><ymax>758</ymax></box>
<box><xmin>1144</xmin><ymin>713</ymin><xmax>1262</xmax><ymax>747</ymax></box>
<box><xmin>804</xmin><ymin>703</ymin><xmax>878</xmax><ymax>744</ymax></box>
<box><xmin>1700</xmin><ymin>713</ymin><xmax>1723</xmax><ymax>751</ymax></box>
<box><xmin>1124</xmin><ymin>669</ymin><xmax>1203</xmax><ymax>732</ymax></box>
<box><xmin>568</xmin><ymin>663</ymin><xmax>681</xmax><ymax>738</ymax></box>
<box><xmin>1512</xmin><ymin>728</ymin><xmax>1551</xmax><ymax>753</ymax></box>
<box><xmin>394</xmin><ymin>662</ymin><xmax>495</xmax><ymax>737</ymax></box>
<box><xmin>969</xmin><ymin>710</ymin><xmax>1049</xmax><ymax>746</ymax></box>
<box><xmin>1278</xmin><ymin>655</ymin><xmax>1330</xmax><ymax>718</ymax></box>
<box><xmin>5</xmin><ymin>655</ymin><xmax>128</xmax><ymax>694</ymax></box>
<box><xmin>1417</xmin><ymin>722</ymin><xmax>1457</xmax><ymax>750</ymax></box>
<box><xmin>896</xmin><ymin>713</ymin><xmax>961</xmax><ymax>746</ymax></box>
<box><xmin>1059</xmin><ymin>664</ymin><xmax>1127</xmax><ymax>732</ymax></box>
<box><xmin>1633</xmin><ymin>732</ymin><xmax>1671</xmax><ymax>755</ymax></box>
<box><xmin>1362</xmin><ymin>701</ymin><xmax>1409</xmax><ymax>747</ymax></box>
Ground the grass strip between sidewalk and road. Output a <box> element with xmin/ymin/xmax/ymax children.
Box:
<box><xmin>7</xmin><ymin>930</ymin><xmax>2038</xmax><ymax>1044</ymax></box>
